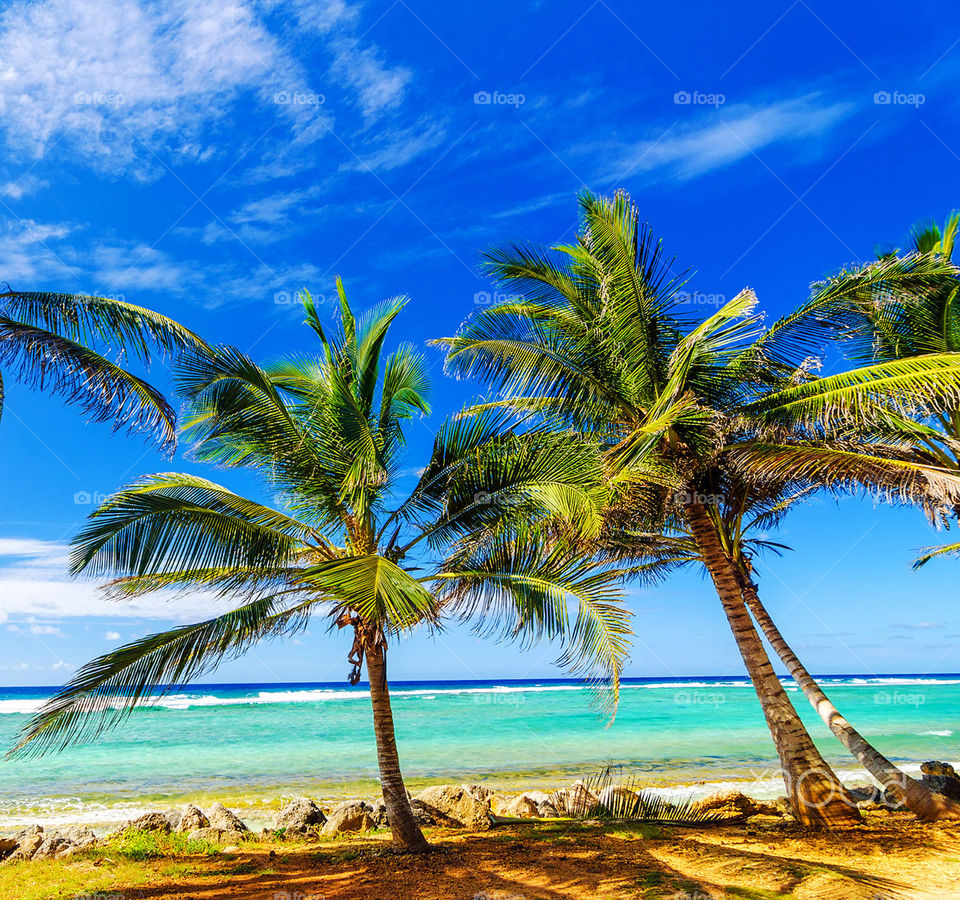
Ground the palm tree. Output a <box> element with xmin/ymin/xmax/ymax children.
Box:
<box><xmin>0</xmin><ymin>288</ymin><xmax>205</xmax><ymax>450</ymax></box>
<box><xmin>438</xmin><ymin>191</ymin><xmax>960</xmax><ymax>826</ymax></box>
<box><xmin>806</xmin><ymin>213</ymin><xmax>960</xmax><ymax>567</ymax></box>
<box><xmin>10</xmin><ymin>282</ymin><xmax>632</xmax><ymax>852</ymax></box>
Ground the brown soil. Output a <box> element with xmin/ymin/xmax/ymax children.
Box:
<box><xmin>18</xmin><ymin>815</ymin><xmax>960</xmax><ymax>899</ymax></box>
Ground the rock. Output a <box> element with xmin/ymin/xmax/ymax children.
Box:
<box><xmin>598</xmin><ymin>785</ymin><xmax>642</xmax><ymax>817</ymax></box>
<box><xmin>369</xmin><ymin>798</ymin><xmax>389</xmax><ymax>828</ymax></box>
<box><xmin>62</xmin><ymin>825</ymin><xmax>98</xmax><ymax>849</ymax></box>
<box><xmin>321</xmin><ymin>801</ymin><xmax>375</xmax><ymax>835</ymax></box>
<box><xmin>163</xmin><ymin>808</ymin><xmax>182</xmax><ymax>831</ymax></box>
<box><xmin>275</xmin><ymin>797</ymin><xmax>326</xmax><ymax>835</ymax></box>
<box><xmin>463</xmin><ymin>783</ymin><xmax>494</xmax><ymax>803</ymax></box>
<box><xmin>553</xmin><ymin>781</ymin><xmax>599</xmax><ymax>816</ymax></box>
<box><xmin>221</xmin><ymin>844</ymin><xmax>239</xmax><ymax>853</ymax></box>
<box><xmin>408</xmin><ymin>799</ymin><xmax>436</xmax><ymax>826</ymax></box>
<box><xmin>33</xmin><ymin>834</ymin><xmax>75</xmax><ymax>860</ymax></box>
<box><xmin>177</xmin><ymin>804</ymin><xmax>210</xmax><ymax>833</ymax></box>
<box><xmin>692</xmin><ymin>790</ymin><xmax>766</xmax><ymax>821</ymax></box>
<box><xmin>11</xmin><ymin>826</ymin><xmax>44</xmax><ymax>860</ymax></box>
<box><xmin>187</xmin><ymin>826</ymin><xmax>247</xmax><ymax>844</ymax></box>
<box><xmin>413</xmin><ymin>784</ymin><xmax>492</xmax><ymax>830</ymax></box>
<box><xmin>207</xmin><ymin>802</ymin><xmax>250</xmax><ymax>833</ymax></box>
<box><xmin>0</xmin><ymin>837</ymin><xmax>17</xmax><ymax>860</ymax></box>
<box><xmin>502</xmin><ymin>794</ymin><xmax>539</xmax><ymax>818</ymax></box>
<box><xmin>128</xmin><ymin>812</ymin><xmax>172</xmax><ymax>833</ymax></box>
<box><xmin>921</xmin><ymin>761</ymin><xmax>960</xmax><ymax>801</ymax></box>
<box><xmin>847</xmin><ymin>784</ymin><xmax>885</xmax><ymax>810</ymax></box>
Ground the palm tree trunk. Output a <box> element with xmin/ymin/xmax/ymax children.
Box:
<box><xmin>739</xmin><ymin>574</ymin><xmax>960</xmax><ymax>821</ymax></box>
<box><xmin>365</xmin><ymin>636</ymin><xmax>430</xmax><ymax>851</ymax></box>
<box><xmin>683</xmin><ymin>498</ymin><xmax>861</xmax><ymax>826</ymax></box>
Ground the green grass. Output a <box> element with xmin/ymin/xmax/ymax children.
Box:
<box><xmin>98</xmin><ymin>828</ymin><xmax>224</xmax><ymax>861</ymax></box>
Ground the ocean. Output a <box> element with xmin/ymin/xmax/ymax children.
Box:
<box><xmin>0</xmin><ymin>675</ymin><xmax>956</xmax><ymax>833</ymax></box>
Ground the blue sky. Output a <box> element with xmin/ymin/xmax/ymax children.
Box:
<box><xmin>0</xmin><ymin>0</ymin><xmax>958</xmax><ymax>685</ymax></box>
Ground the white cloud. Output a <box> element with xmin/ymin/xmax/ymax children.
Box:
<box><xmin>0</xmin><ymin>538</ymin><xmax>236</xmax><ymax>620</ymax></box>
<box><xmin>50</xmin><ymin>659</ymin><xmax>71</xmax><ymax>671</ymax></box>
<box><xmin>0</xmin><ymin>0</ymin><xmax>289</xmax><ymax>172</ymax></box>
<box><xmin>330</xmin><ymin>39</ymin><xmax>411</xmax><ymax>118</ymax></box>
<box><xmin>105</xmin><ymin>630</ymin><xmax>121</xmax><ymax>640</ymax></box>
<box><xmin>0</xmin><ymin>0</ymin><xmax>414</xmax><ymax>178</ymax></box>
<box><xmin>603</xmin><ymin>94</ymin><xmax>854</xmax><ymax>182</ymax></box>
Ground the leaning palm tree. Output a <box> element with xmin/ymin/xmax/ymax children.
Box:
<box><xmin>0</xmin><ymin>288</ymin><xmax>205</xmax><ymax>450</ymax></box>
<box><xmin>439</xmin><ymin>191</ymin><xmax>960</xmax><ymax>826</ymax></box>
<box><xmin>10</xmin><ymin>282</ymin><xmax>631</xmax><ymax>853</ymax></box>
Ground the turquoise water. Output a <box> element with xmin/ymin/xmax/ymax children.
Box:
<box><xmin>0</xmin><ymin>675</ymin><xmax>956</xmax><ymax>830</ymax></box>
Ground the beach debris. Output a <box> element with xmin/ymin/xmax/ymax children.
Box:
<box><xmin>412</xmin><ymin>784</ymin><xmax>492</xmax><ymax>831</ymax></box>
<box><xmin>178</xmin><ymin>803</ymin><xmax>210</xmax><ymax>833</ymax></box>
<box><xmin>321</xmin><ymin>800</ymin><xmax>376</xmax><ymax>835</ymax></box>
<box><xmin>207</xmin><ymin>802</ymin><xmax>250</xmax><ymax>833</ymax></box>
<box><xmin>920</xmin><ymin>761</ymin><xmax>960</xmax><ymax>801</ymax></box>
<box><xmin>275</xmin><ymin>797</ymin><xmax>326</xmax><ymax>836</ymax></box>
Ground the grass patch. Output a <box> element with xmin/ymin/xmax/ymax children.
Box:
<box><xmin>94</xmin><ymin>827</ymin><xmax>223</xmax><ymax>861</ymax></box>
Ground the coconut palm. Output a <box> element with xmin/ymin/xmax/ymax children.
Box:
<box><xmin>806</xmin><ymin>213</ymin><xmax>960</xmax><ymax>567</ymax></box>
<box><xmin>0</xmin><ymin>288</ymin><xmax>205</xmax><ymax>450</ymax></box>
<box><xmin>10</xmin><ymin>282</ymin><xmax>632</xmax><ymax>852</ymax></box>
<box><xmin>438</xmin><ymin>191</ymin><xmax>960</xmax><ymax>826</ymax></box>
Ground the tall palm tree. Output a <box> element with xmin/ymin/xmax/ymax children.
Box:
<box><xmin>438</xmin><ymin>192</ymin><xmax>960</xmax><ymax>826</ymax></box>
<box><xmin>10</xmin><ymin>282</ymin><xmax>632</xmax><ymax>852</ymax></box>
<box><xmin>0</xmin><ymin>288</ymin><xmax>205</xmax><ymax>450</ymax></box>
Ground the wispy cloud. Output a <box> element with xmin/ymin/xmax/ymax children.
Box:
<box><xmin>594</xmin><ymin>94</ymin><xmax>855</xmax><ymax>183</ymax></box>
<box><xmin>892</xmin><ymin>621</ymin><xmax>945</xmax><ymax>630</ymax></box>
<box><xmin>0</xmin><ymin>539</ymin><xmax>236</xmax><ymax>621</ymax></box>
